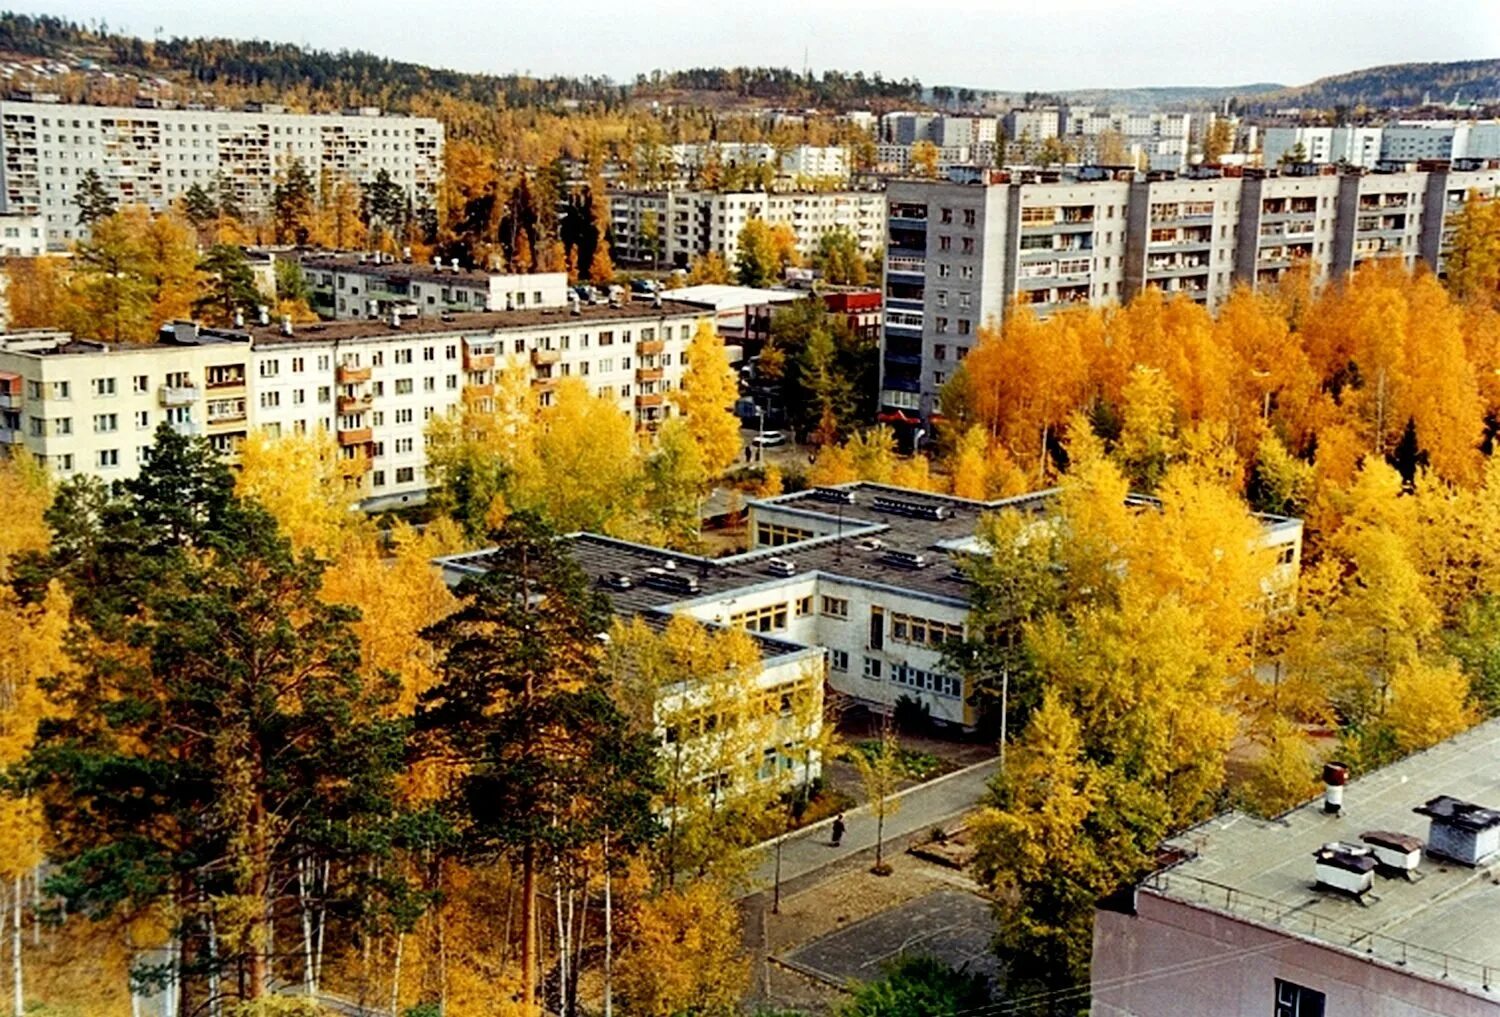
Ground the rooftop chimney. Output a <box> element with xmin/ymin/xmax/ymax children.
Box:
<box><xmin>402</xmin><ymin>246</ymin><xmax>412</xmax><ymax>262</ymax></box>
<box><xmin>1323</xmin><ymin>762</ymin><xmax>1349</xmax><ymax>815</ymax></box>
<box><xmin>653</xmin><ymin>290</ymin><xmax>663</xmax><ymax>309</ymax></box>
<box><xmin>280</xmin><ymin>315</ymin><xmax>293</xmax><ymax>337</ymax></box>
<box><xmin>1414</xmin><ymin>796</ymin><xmax>1500</xmax><ymax>866</ymax></box>
<box><xmin>451</xmin><ymin>257</ymin><xmax>461</xmax><ymax>273</ymax></box>
<box><xmin>569</xmin><ymin>292</ymin><xmax>581</xmax><ymax>316</ymax></box>
<box><xmin>257</xmin><ymin>304</ymin><xmax>270</xmax><ymax>327</ymax></box>
<box><xmin>390</xmin><ymin>308</ymin><xmax>402</xmax><ymax>329</ymax></box>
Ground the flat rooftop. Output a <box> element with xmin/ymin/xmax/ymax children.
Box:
<box><xmin>299</xmin><ymin>253</ymin><xmax>530</xmax><ymax>288</ymax></box>
<box><xmin>1147</xmin><ymin>717</ymin><xmax>1500</xmax><ymax>998</ymax></box>
<box><xmin>244</xmin><ymin>301</ymin><xmax>704</xmax><ymax>345</ymax></box>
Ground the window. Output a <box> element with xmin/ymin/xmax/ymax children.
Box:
<box><xmin>395</xmin><ymin>348</ymin><xmax>412</xmax><ymax>364</ymax></box>
<box><xmin>890</xmin><ymin>612</ymin><xmax>964</xmax><ymax>647</ymax></box>
<box><xmin>395</xmin><ymin>379</ymin><xmax>414</xmax><ymax>395</ymax></box>
<box><xmin>395</xmin><ymin>467</ymin><xmax>415</xmax><ymax>483</ymax></box>
<box><xmin>93</xmin><ymin>413</ymin><xmax>118</xmax><ymax>433</ymax></box>
<box><xmin>423</xmin><ymin>377</ymin><xmax>436</xmax><ymax>392</ymax></box>
<box><xmin>96</xmin><ymin>449</ymin><xmax>120</xmax><ymax>468</ymax></box>
<box><xmin>291</xmin><ymin>357</ymin><xmax>304</xmax><ymax>372</ymax></box>
<box><xmin>829</xmin><ymin>650</ymin><xmax>849</xmax><ymax>672</ymax></box>
<box><xmin>395</xmin><ymin>437</ymin><xmax>414</xmax><ymax>454</ymax></box>
<box><xmin>958</xmin><ymin>319</ymin><xmax>971</xmax><ymax>335</ymax></box>
<box><xmin>1274</xmin><ymin>980</ymin><xmax>1325</xmax><ymax>1017</ymax></box>
<box><xmin>395</xmin><ymin>408</ymin><xmax>414</xmax><ymax>424</ymax></box>
<box><xmin>259</xmin><ymin>391</ymin><xmax>280</xmax><ymax>408</ymax></box>
<box><xmin>731</xmin><ymin>602</ymin><xmax>789</xmax><ymax>633</ymax></box>
<box><xmin>317</xmin><ymin>386</ymin><xmax>331</xmax><ymax>404</ymax></box>
<box><xmin>963</xmin><ymin>208</ymin><xmax>976</xmax><ymax>227</ymax></box>
<box><xmin>91</xmin><ymin>377</ymin><xmax>116</xmax><ymax>396</ymax></box>
<box><xmin>259</xmin><ymin>359</ymin><xmax>279</xmax><ymax>378</ymax></box>
<box><xmin>134</xmin><ymin>410</ymin><xmax>151</xmax><ymax>429</ymax></box>
<box><xmin>423</xmin><ymin>346</ymin><xmax>435</xmax><ymax>361</ymax></box>
<box><xmin>938</xmin><ymin>236</ymin><xmax>951</xmax><ymax>252</ymax></box>
<box><xmin>891</xmin><ymin>664</ymin><xmax>962</xmax><ymax>698</ymax></box>
<box><xmin>869</xmin><ymin>607</ymin><xmax>884</xmax><ymax>650</ymax></box>
<box><xmin>940</xmin><ymin>207</ymin><xmax>953</xmax><ymax>224</ymax></box>
<box><xmin>862</xmin><ymin>657</ymin><xmax>883</xmax><ymax>679</ymax></box>
<box><xmin>757</xmin><ymin>522</ymin><xmax>813</xmax><ymax>547</ymax></box>
<box><xmin>372</xmin><ymin>470</ymin><xmax>386</xmax><ymax>487</ymax></box>
<box><xmin>795</xmin><ymin>595</ymin><xmax>813</xmax><ymax>617</ymax></box>
<box><xmin>934</xmin><ymin>344</ymin><xmax>947</xmax><ymax>361</ymax></box>
<box><xmin>821</xmin><ymin>596</ymin><xmax>850</xmax><ymax>618</ymax></box>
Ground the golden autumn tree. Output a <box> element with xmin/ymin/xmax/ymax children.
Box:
<box><xmin>1444</xmin><ymin>192</ymin><xmax>1500</xmax><ymax>307</ymax></box>
<box><xmin>236</xmin><ymin>429</ymin><xmax>370</xmax><ymax>557</ymax></box>
<box><xmin>614</xmin><ymin>880</ymin><xmax>749</xmax><ymax>1017</ymax></box>
<box><xmin>3</xmin><ymin>257</ymin><xmax>72</xmax><ymax>330</ymax></box>
<box><xmin>671</xmin><ymin>320</ymin><xmax>743</xmax><ymax>476</ymax></box>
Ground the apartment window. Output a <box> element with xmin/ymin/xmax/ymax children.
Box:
<box><xmin>958</xmin><ymin>319</ymin><xmax>972</xmax><ymax>335</ymax></box>
<box><xmin>423</xmin><ymin>377</ymin><xmax>436</xmax><ymax>392</ymax></box>
<box><xmin>892</xmin><ymin>664</ymin><xmax>962</xmax><ymax>698</ymax></box>
<box><xmin>293</xmin><ymin>389</ymin><xmax>306</xmax><ymax>405</ymax></box>
<box><xmin>821</xmin><ymin>596</ymin><xmax>849</xmax><ymax>618</ymax></box>
<box><xmin>395</xmin><ymin>437</ymin><xmax>414</xmax><ymax>454</ymax></box>
<box><xmin>395</xmin><ymin>467</ymin><xmax>415</xmax><ymax>483</ymax></box>
<box><xmin>935</xmin><ymin>316</ymin><xmax>949</xmax><ymax>333</ymax></box>
<box><xmin>317</xmin><ymin>355</ymin><xmax>331</xmax><ymax>371</ymax></box>
<box><xmin>395</xmin><ymin>349</ymin><xmax>412</xmax><ymax>364</ymax></box>
<box><xmin>445</xmin><ymin>345</ymin><xmax>457</xmax><ymax>360</ymax></box>
<box><xmin>317</xmin><ymin>386</ymin><xmax>331</xmax><ymax>404</ymax></box>
<box><xmin>795</xmin><ymin>595</ymin><xmax>813</xmax><ymax>617</ymax></box>
<box><xmin>395</xmin><ymin>408</ymin><xmax>414</xmax><ymax>424</ymax></box>
<box><xmin>91</xmin><ymin>377</ymin><xmax>116</xmax><ymax>397</ymax></box>
<box><xmin>395</xmin><ymin>379</ymin><xmax>414</xmax><ymax>395</ymax></box>
<box><xmin>50</xmin><ymin>381</ymin><xmax>70</xmax><ymax>400</ymax></box>
<box><xmin>96</xmin><ymin>449</ymin><xmax>120</xmax><ymax>468</ymax></box>
<box><xmin>938</xmin><ymin>236</ymin><xmax>951</xmax><ymax>252</ymax></box>
<box><xmin>940</xmin><ymin>207</ymin><xmax>953</xmax><ymax>224</ymax></box>
<box><xmin>372</xmin><ymin>470</ymin><xmax>386</xmax><ymax>488</ymax></box>
<box><xmin>259</xmin><ymin>391</ymin><xmax>280</xmax><ymax>408</ymax></box>
<box><xmin>963</xmin><ymin>208</ymin><xmax>976</xmax><ymax>227</ymax></box>
<box><xmin>259</xmin><ymin>359</ymin><xmax>279</xmax><ymax>378</ymax></box>
<box><xmin>829</xmin><ymin>649</ymin><xmax>849</xmax><ymax>673</ymax></box>
<box><xmin>93</xmin><ymin>413</ymin><xmax>118</xmax><ymax>433</ymax></box>
<box><xmin>934</xmin><ymin>344</ymin><xmax>947</xmax><ymax>361</ymax></box>
<box><xmin>960</xmin><ymin>265</ymin><xmax>974</xmax><ymax>280</ymax></box>
<box><xmin>961</xmin><ymin>238</ymin><xmax>974</xmax><ymax>254</ymax></box>
<box><xmin>134</xmin><ymin>410</ymin><xmax>150</xmax><ymax>429</ymax></box>
<box><xmin>862</xmin><ymin>657</ymin><xmax>883</xmax><ymax>679</ymax></box>
<box><xmin>1274</xmin><ymin>980</ymin><xmax>1325</xmax><ymax>1017</ymax></box>
<box><xmin>423</xmin><ymin>346</ymin><xmax>435</xmax><ymax>362</ymax></box>
<box><xmin>292</xmin><ymin>357</ymin><xmax>304</xmax><ymax>372</ymax></box>
<box><xmin>371</xmin><ymin>411</ymin><xmax>385</xmax><ymax>427</ymax></box>
<box><xmin>447</xmin><ymin>374</ymin><xmax>459</xmax><ymax>390</ymax></box>
<box><xmin>870</xmin><ymin>606</ymin><xmax>885</xmax><ymax>650</ymax></box>
<box><xmin>890</xmin><ymin>612</ymin><xmax>964</xmax><ymax>647</ymax></box>
<box><xmin>731</xmin><ymin>602</ymin><xmax>789</xmax><ymax>633</ymax></box>
<box><xmin>55</xmin><ymin>417</ymin><xmax>71</xmax><ymax>435</ymax></box>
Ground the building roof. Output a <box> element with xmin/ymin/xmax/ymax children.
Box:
<box><xmin>1145</xmin><ymin>717</ymin><xmax>1500</xmax><ymax>999</ymax></box>
<box><xmin>298</xmin><ymin>253</ymin><xmax>515</xmax><ymax>288</ymax></box>
<box><xmin>667</xmin><ymin>285</ymin><xmax>806</xmax><ymax>313</ymax></box>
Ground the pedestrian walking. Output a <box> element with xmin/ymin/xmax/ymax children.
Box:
<box><xmin>831</xmin><ymin>812</ymin><xmax>846</xmax><ymax>847</ymax></box>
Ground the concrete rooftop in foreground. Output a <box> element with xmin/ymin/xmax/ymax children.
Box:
<box><xmin>1147</xmin><ymin>717</ymin><xmax>1500</xmax><ymax>998</ymax></box>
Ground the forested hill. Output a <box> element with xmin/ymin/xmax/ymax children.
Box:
<box><xmin>1258</xmin><ymin>59</ymin><xmax>1500</xmax><ymax>110</ymax></box>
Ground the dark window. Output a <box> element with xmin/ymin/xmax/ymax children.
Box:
<box><xmin>869</xmin><ymin>606</ymin><xmax>885</xmax><ymax>650</ymax></box>
<box><xmin>1274</xmin><ymin>979</ymin><xmax>1325</xmax><ymax>1017</ymax></box>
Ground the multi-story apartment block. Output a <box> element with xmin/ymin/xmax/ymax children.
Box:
<box><xmin>646</xmin><ymin>143</ymin><xmax>850</xmax><ymax>184</ymax></box>
<box><xmin>0</xmin><ymin>212</ymin><xmax>43</xmax><ymax>256</ymax></box>
<box><xmin>0</xmin><ymin>95</ymin><xmax>443</xmax><ymax>249</ymax></box>
<box><xmin>880</xmin><ymin>113</ymin><xmax>999</xmax><ymax>149</ymax></box>
<box><xmin>0</xmin><ymin>299</ymin><xmax>708</xmax><ymax>508</ymax></box>
<box><xmin>881</xmin><ymin>160</ymin><xmax>1500</xmax><ymax>419</ymax></box>
<box><xmin>440</xmin><ymin>482</ymin><xmax>1302</xmax><ymax>731</ymax></box>
<box><xmin>610</xmin><ymin>190</ymin><xmax>670</xmax><ymax>265</ymax></box>
<box><xmin>1063</xmin><ymin>108</ymin><xmax>1193</xmax><ymax>172</ymax></box>
<box><xmin>1095</xmin><ymin>717</ymin><xmax>1500</xmax><ymax>1017</ymax></box>
<box><xmin>1263</xmin><ymin>122</ymin><xmax>1500</xmax><ymax>170</ymax></box>
<box><xmin>1263</xmin><ymin>125</ymin><xmax>1386</xmax><ymax>168</ymax></box>
<box><xmin>1002</xmin><ymin>107</ymin><xmax>1064</xmax><ymax>146</ymax></box>
<box><xmin>296</xmin><ymin>252</ymin><xmax>569</xmax><ymax>320</ymax></box>
<box><xmin>623</xmin><ymin>189</ymin><xmax>884</xmax><ymax>269</ymax></box>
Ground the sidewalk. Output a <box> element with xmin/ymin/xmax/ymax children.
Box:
<box><xmin>746</xmin><ymin>755</ymin><xmax>999</xmax><ymax>892</ymax></box>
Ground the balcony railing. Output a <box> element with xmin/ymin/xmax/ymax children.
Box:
<box><xmin>463</xmin><ymin>349</ymin><xmax>495</xmax><ymax>371</ymax></box>
<box><xmin>639</xmin><ymin>339</ymin><xmax>666</xmax><ymax>355</ymax></box>
<box><xmin>156</xmin><ymin>384</ymin><xmax>199</xmax><ymax>408</ymax></box>
<box><xmin>337</xmin><ymin>427</ymin><xmax>373</xmax><ymax>447</ymax></box>
<box><xmin>531</xmin><ymin>348</ymin><xmax>561</xmax><ymax>366</ymax></box>
<box><xmin>336</xmin><ymin>364</ymin><xmax>372</xmax><ymax>385</ymax></box>
<box><xmin>337</xmin><ymin>393</ymin><xmax>373</xmax><ymax>413</ymax></box>
<box><xmin>635</xmin><ymin>392</ymin><xmax>665</xmax><ymax>408</ymax></box>
<box><xmin>636</xmin><ymin>367</ymin><xmax>665</xmax><ymax>382</ymax></box>
<box><xmin>0</xmin><ymin>392</ymin><xmax>22</xmax><ymax>410</ymax></box>
<box><xmin>886</xmin><ymin>256</ymin><xmax>926</xmax><ymax>275</ymax></box>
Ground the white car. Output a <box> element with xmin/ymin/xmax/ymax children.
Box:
<box><xmin>752</xmin><ymin>431</ymin><xmax>788</xmax><ymax>448</ymax></box>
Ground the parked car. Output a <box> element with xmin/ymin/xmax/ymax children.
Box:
<box><xmin>752</xmin><ymin>430</ymin><xmax>788</xmax><ymax>448</ymax></box>
<box><xmin>629</xmin><ymin>278</ymin><xmax>660</xmax><ymax>295</ymax></box>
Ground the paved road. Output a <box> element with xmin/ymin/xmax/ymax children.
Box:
<box><xmin>746</xmin><ymin>756</ymin><xmax>999</xmax><ymax>893</ymax></box>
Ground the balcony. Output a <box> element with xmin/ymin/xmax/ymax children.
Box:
<box><xmin>0</xmin><ymin>392</ymin><xmax>21</xmax><ymax>411</ymax></box>
<box><xmin>169</xmin><ymin>420</ymin><xmax>203</xmax><ymax>437</ymax></box>
<box><xmin>337</xmin><ymin>427</ymin><xmax>373</xmax><ymax>447</ymax></box>
<box><xmin>531</xmin><ymin>376</ymin><xmax>558</xmax><ymax>390</ymax></box>
<box><xmin>336</xmin><ymin>364</ymin><xmax>372</xmax><ymax>385</ymax></box>
<box><xmin>463</xmin><ymin>349</ymin><xmax>495</xmax><ymax>371</ymax></box>
<box><xmin>531</xmin><ymin>348</ymin><xmax>561</xmax><ymax>366</ymax></box>
<box><xmin>466</xmin><ymin>383</ymin><xmax>496</xmax><ymax>398</ymax></box>
<box><xmin>639</xmin><ymin>339</ymin><xmax>666</xmax><ymax>355</ymax></box>
<box><xmin>636</xmin><ymin>366</ymin><xmax>665</xmax><ymax>383</ymax></box>
<box><xmin>886</xmin><ymin>256</ymin><xmax>926</xmax><ymax>276</ymax></box>
<box><xmin>635</xmin><ymin>392</ymin><xmax>665</xmax><ymax>409</ymax></box>
<box><xmin>205</xmin><ymin>375</ymin><xmax>246</xmax><ymax>391</ymax></box>
<box><xmin>337</xmin><ymin>393</ymin><xmax>373</xmax><ymax>413</ymax></box>
<box><xmin>157</xmin><ymin>384</ymin><xmax>199</xmax><ymax>407</ymax></box>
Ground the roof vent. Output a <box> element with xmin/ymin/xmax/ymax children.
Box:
<box><xmin>1313</xmin><ymin>842</ymin><xmax>1376</xmax><ymax>898</ymax></box>
<box><xmin>1414</xmin><ymin>796</ymin><xmax>1500</xmax><ymax>866</ymax></box>
<box><xmin>1323</xmin><ymin>761</ymin><xmax>1349</xmax><ymax>815</ymax></box>
<box><xmin>766</xmin><ymin>558</ymin><xmax>797</xmax><ymax>577</ymax></box>
<box><xmin>233</xmin><ymin>308</ymin><xmax>244</xmax><ymax>328</ymax></box>
<box><xmin>1359</xmin><ymin>831</ymin><xmax>1424</xmax><ymax>879</ymax></box>
<box><xmin>450</xmin><ymin>258</ymin><xmax>461</xmax><ymax>273</ymax></box>
<box><xmin>871</xmin><ymin>495</ymin><xmax>952</xmax><ymax>521</ymax></box>
<box><xmin>570</xmin><ymin>292</ymin><xmax>582</xmax><ymax>316</ymax></box>
<box><xmin>641</xmin><ymin>567</ymin><xmax>700</xmax><ymax>595</ymax></box>
<box><xmin>600</xmin><ymin>571</ymin><xmax>634</xmax><ymax>591</ymax></box>
<box><xmin>810</xmin><ymin>487</ymin><xmax>857</xmax><ymax>505</ymax></box>
<box><xmin>881</xmin><ymin>549</ymin><xmax>930</xmax><ymax>570</ymax></box>
<box><xmin>390</xmin><ymin>309</ymin><xmax>402</xmax><ymax>329</ymax></box>
<box><xmin>280</xmin><ymin>315</ymin><xmax>293</xmax><ymax>337</ymax></box>
<box><xmin>855</xmin><ymin>537</ymin><xmax>885</xmax><ymax>552</ymax></box>
<box><xmin>257</xmin><ymin>304</ymin><xmax>270</xmax><ymax>327</ymax></box>
<box><xmin>653</xmin><ymin>290</ymin><xmax>663</xmax><ymax>309</ymax></box>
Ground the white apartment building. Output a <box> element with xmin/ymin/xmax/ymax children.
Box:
<box><xmin>0</xmin><ymin>96</ymin><xmax>443</xmax><ymax>249</ymax></box>
<box><xmin>0</xmin><ymin>212</ymin><xmax>44</xmax><ymax>256</ymax></box>
<box><xmin>881</xmin><ymin>161</ymin><xmax>1500</xmax><ymax>421</ymax></box>
<box><xmin>652</xmin><ymin>143</ymin><xmax>850</xmax><ymax>182</ymax></box>
<box><xmin>650</xmin><ymin>189</ymin><xmax>885</xmax><ymax>269</ymax></box>
<box><xmin>0</xmin><ymin>299</ymin><xmax>707</xmax><ymax>509</ymax></box>
<box><xmin>1263</xmin><ymin>121</ymin><xmax>1500</xmax><ymax>169</ymax></box>
<box><xmin>1263</xmin><ymin>126</ymin><xmax>1386</xmax><ymax>168</ymax></box>
<box><xmin>1063</xmin><ymin>108</ymin><xmax>1193</xmax><ymax>172</ymax></box>
<box><xmin>297</xmin><ymin>252</ymin><xmax>569</xmax><ymax>320</ymax></box>
<box><xmin>1002</xmin><ymin>108</ymin><xmax>1063</xmax><ymax>146</ymax></box>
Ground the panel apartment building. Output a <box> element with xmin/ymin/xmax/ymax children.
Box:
<box><xmin>1094</xmin><ymin>716</ymin><xmax>1500</xmax><ymax>1016</ymax></box>
<box><xmin>296</xmin><ymin>252</ymin><xmax>570</xmax><ymax>320</ymax></box>
<box><xmin>609</xmin><ymin>188</ymin><xmax>885</xmax><ymax>269</ymax></box>
<box><xmin>0</xmin><ymin>296</ymin><xmax>707</xmax><ymax>510</ymax></box>
<box><xmin>440</xmin><ymin>482</ymin><xmax>1302</xmax><ymax>731</ymax></box>
<box><xmin>880</xmin><ymin>160</ymin><xmax>1500</xmax><ymax>418</ymax></box>
<box><xmin>0</xmin><ymin>95</ymin><xmax>443</xmax><ymax>249</ymax></box>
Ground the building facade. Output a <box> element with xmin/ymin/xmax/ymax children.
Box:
<box><xmin>1094</xmin><ymin>718</ymin><xmax>1500</xmax><ymax>1017</ymax></box>
<box><xmin>296</xmin><ymin>253</ymin><xmax>569</xmax><ymax>320</ymax></box>
<box><xmin>0</xmin><ymin>96</ymin><xmax>443</xmax><ymax>249</ymax></box>
<box><xmin>880</xmin><ymin>161</ymin><xmax>1500</xmax><ymax>419</ymax></box>
<box><xmin>0</xmin><ymin>299</ymin><xmax>707</xmax><ymax>508</ymax></box>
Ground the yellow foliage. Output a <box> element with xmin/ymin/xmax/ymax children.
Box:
<box><xmin>615</xmin><ymin>880</ymin><xmax>749</xmax><ymax>1017</ymax></box>
<box><xmin>236</xmin><ymin>428</ymin><xmax>370</xmax><ymax>557</ymax></box>
<box><xmin>671</xmin><ymin>320</ymin><xmax>743</xmax><ymax>475</ymax></box>
<box><xmin>1386</xmin><ymin>658</ymin><xmax>1477</xmax><ymax>754</ymax></box>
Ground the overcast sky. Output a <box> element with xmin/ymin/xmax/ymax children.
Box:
<box><xmin>23</xmin><ymin>0</ymin><xmax>1500</xmax><ymax>93</ymax></box>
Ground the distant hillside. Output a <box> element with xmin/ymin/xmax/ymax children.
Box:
<box><xmin>1258</xmin><ymin>59</ymin><xmax>1500</xmax><ymax>109</ymax></box>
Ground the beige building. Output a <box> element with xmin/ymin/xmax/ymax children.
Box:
<box><xmin>0</xmin><ymin>298</ymin><xmax>707</xmax><ymax>509</ymax></box>
<box><xmin>297</xmin><ymin>253</ymin><xmax>569</xmax><ymax>320</ymax></box>
<box><xmin>0</xmin><ymin>95</ymin><xmax>443</xmax><ymax>249</ymax></box>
